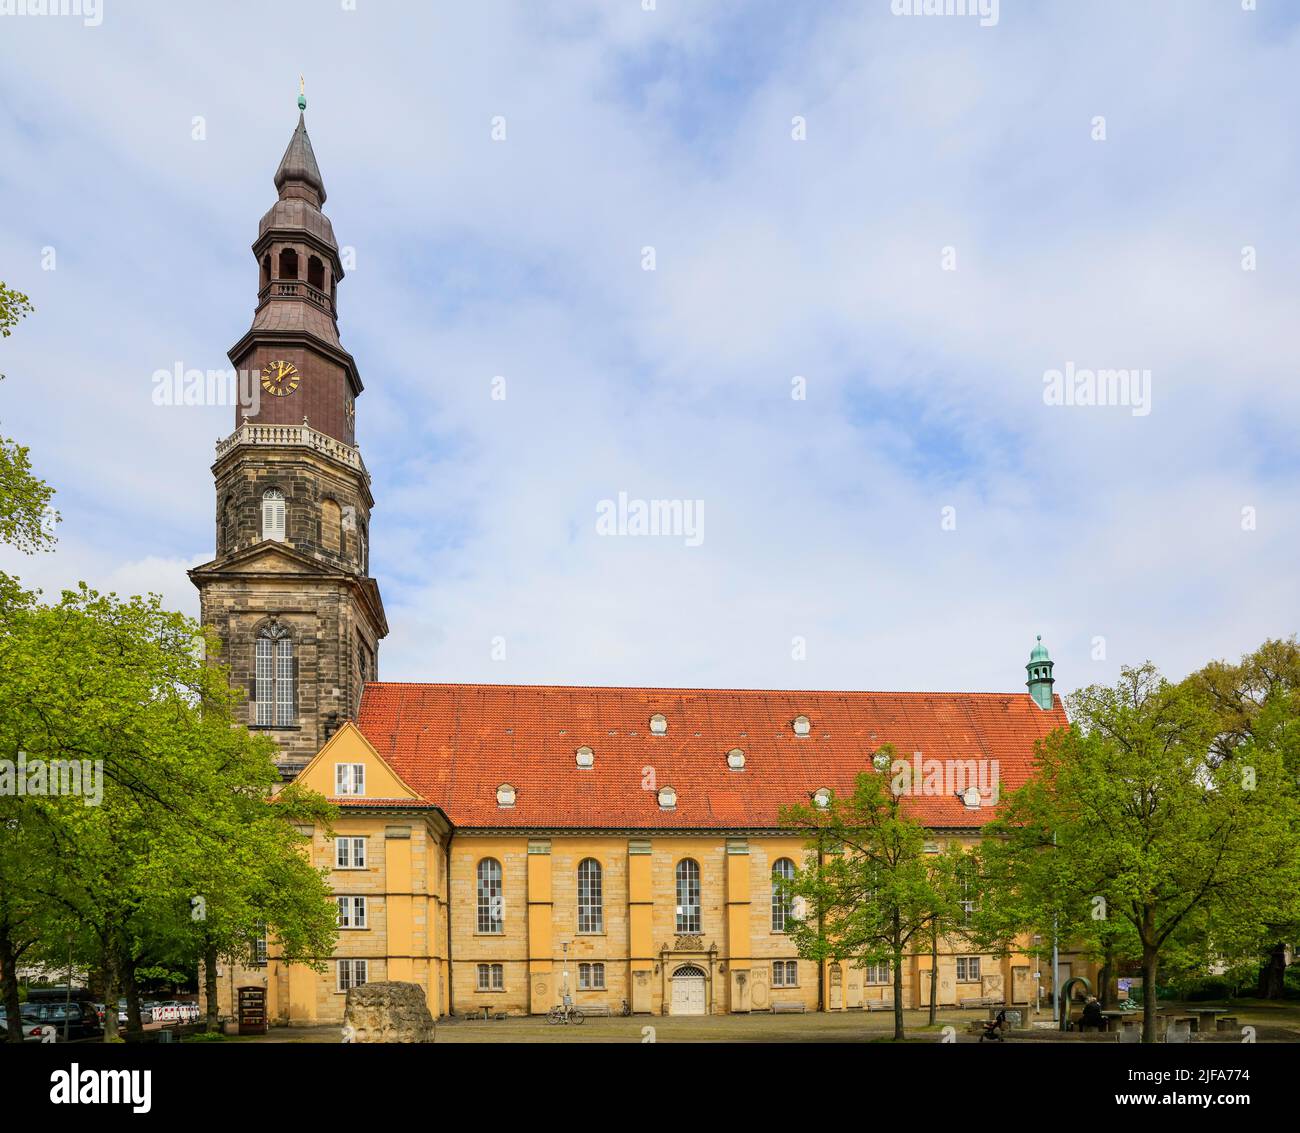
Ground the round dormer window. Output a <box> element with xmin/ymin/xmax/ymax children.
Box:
<box><xmin>793</xmin><ymin>715</ymin><xmax>811</xmax><ymax>737</ymax></box>
<box><xmin>496</xmin><ymin>783</ymin><xmax>516</xmax><ymax>808</ymax></box>
<box><xmin>813</xmin><ymin>787</ymin><xmax>832</xmax><ymax>808</ymax></box>
<box><xmin>575</xmin><ymin>746</ymin><xmax>594</xmax><ymax>768</ymax></box>
<box><xmin>649</xmin><ymin>714</ymin><xmax>668</xmax><ymax>735</ymax></box>
<box><xmin>727</xmin><ymin>748</ymin><xmax>745</xmax><ymax>770</ymax></box>
<box><xmin>657</xmin><ymin>786</ymin><xmax>677</xmax><ymax>809</ymax></box>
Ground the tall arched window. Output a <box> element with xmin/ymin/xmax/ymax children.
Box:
<box><xmin>307</xmin><ymin>254</ymin><xmax>325</xmax><ymax>289</ymax></box>
<box><xmin>255</xmin><ymin>623</ymin><xmax>294</xmax><ymax>727</ymax></box>
<box><xmin>477</xmin><ymin>858</ymin><xmax>503</xmax><ymax>934</ymax></box>
<box><xmin>771</xmin><ymin>858</ymin><xmax>795</xmax><ymax>932</ymax></box>
<box><xmin>278</xmin><ymin>246</ymin><xmax>299</xmax><ymax>280</ymax></box>
<box><xmin>320</xmin><ymin>498</ymin><xmax>341</xmax><ymax>553</ymax></box>
<box><xmin>675</xmin><ymin>859</ymin><xmax>700</xmax><ymax>934</ymax></box>
<box><xmin>261</xmin><ymin>488</ymin><xmax>286</xmax><ymax>541</ymax></box>
<box><xmin>260</xmin><ymin>254</ymin><xmax>271</xmax><ymax>286</ymax></box>
<box><xmin>577</xmin><ymin>859</ymin><xmax>603</xmax><ymax>933</ymax></box>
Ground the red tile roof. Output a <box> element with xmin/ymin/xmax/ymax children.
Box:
<box><xmin>354</xmin><ymin>683</ymin><xmax>1068</xmax><ymax>831</ymax></box>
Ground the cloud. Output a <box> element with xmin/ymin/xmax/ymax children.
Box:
<box><xmin>0</xmin><ymin>0</ymin><xmax>1295</xmax><ymax>697</ymax></box>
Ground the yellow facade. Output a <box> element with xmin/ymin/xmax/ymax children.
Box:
<box><xmin>207</xmin><ymin>724</ymin><xmax>1093</xmax><ymax>1024</ymax></box>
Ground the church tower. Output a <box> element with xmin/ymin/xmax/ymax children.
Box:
<box><xmin>190</xmin><ymin>97</ymin><xmax>387</xmax><ymax>776</ymax></box>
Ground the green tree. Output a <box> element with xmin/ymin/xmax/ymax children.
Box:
<box><xmin>982</xmin><ymin>664</ymin><xmax>1300</xmax><ymax>1042</ymax></box>
<box><xmin>0</xmin><ymin>587</ymin><xmax>338</xmax><ymax>1041</ymax></box>
<box><xmin>0</xmin><ymin>281</ymin><xmax>57</xmax><ymax>554</ymax></box>
<box><xmin>780</xmin><ymin>746</ymin><xmax>950</xmax><ymax>1041</ymax></box>
<box><xmin>1183</xmin><ymin>638</ymin><xmax>1300</xmax><ymax>997</ymax></box>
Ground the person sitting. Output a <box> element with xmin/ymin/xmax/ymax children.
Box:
<box><xmin>1080</xmin><ymin>996</ymin><xmax>1104</xmax><ymax>1032</ymax></box>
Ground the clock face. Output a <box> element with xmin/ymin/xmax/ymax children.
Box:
<box><xmin>261</xmin><ymin>360</ymin><xmax>300</xmax><ymax>397</ymax></box>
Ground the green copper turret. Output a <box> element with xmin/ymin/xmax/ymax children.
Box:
<box><xmin>1027</xmin><ymin>635</ymin><xmax>1055</xmax><ymax>710</ymax></box>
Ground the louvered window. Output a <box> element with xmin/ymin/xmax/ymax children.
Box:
<box><xmin>261</xmin><ymin>488</ymin><xmax>286</xmax><ymax>541</ymax></box>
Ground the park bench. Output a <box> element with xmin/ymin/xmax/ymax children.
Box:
<box><xmin>865</xmin><ymin>999</ymin><xmax>895</xmax><ymax>1012</ymax></box>
<box><xmin>1215</xmin><ymin>1016</ymin><xmax>1239</xmax><ymax>1031</ymax></box>
<box><xmin>958</xmin><ymin>995</ymin><xmax>1001</xmax><ymax>1009</ymax></box>
<box><xmin>580</xmin><ymin>1003</ymin><xmax>612</xmax><ymax>1017</ymax></box>
<box><xmin>772</xmin><ymin>1001</ymin><xmax>807</xmax><ymax>1014</ymax></box>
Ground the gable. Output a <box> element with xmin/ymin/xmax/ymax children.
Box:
<box><xmin>293</xmin><ymin>720</ymin><xmax>421</xmax><ymax>802</ymax></box>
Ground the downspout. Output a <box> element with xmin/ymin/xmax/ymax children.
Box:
<box><xmin>444</xmin><ymin>831</ymin><xmax>454</xmax><ymax>1018</ymax></box>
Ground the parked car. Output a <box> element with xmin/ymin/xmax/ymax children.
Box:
<box><xmin>15</xmin><ymin>1000</ymin><xmax>104</xmax><ymax>1042</ymax></box>
<box><xmin>115</xmin><ymin>998</ymin><xmax>155</xmax><ymax>1025</ymax></box>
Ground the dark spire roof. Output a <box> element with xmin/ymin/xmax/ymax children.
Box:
<box><xmin>274</xmin><ymin>112</ymin><xmax>326</xmax><ymax>206</ymax></box>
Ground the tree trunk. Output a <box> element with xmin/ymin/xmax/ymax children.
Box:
<box><xmin>122</xmin><ymin>957</ymin><xmax>143</xmax><ymax>1036</ymax></box>
<box><xmin>203</xmin><ymin>940</ymin><xmax>221</xmax><ymax>1033</ymax></box>
<box><xmin>1097</xmin><ymin>943</ymin><xmax>1113</xmax><ymax>1010</ymax></box>
<box><xmin>892</xmin><ymin>916</ymin><xmax>905</xmax><ymax>1040</ymax></box>
<box><xmin>101</xmin><ymin>952</ymin><xmax>121</xmax><ymax>1043</ymax></box>
<box><xmin>1256</xmin><ymin>942</ymin><xmax>1287</xmax><ymax>999</ymax></box>
<box><xmin>1141</xmin><ymin>946</ymin><xmax>1159</xmax><ymax>1045</ymax></box>
<box><xmin>0</xmin><ymin>917</ymin><xmax>25</xmax><ymax>1043</ymax></box>
<box><xmin>927</xmin><ymin>921</ymin><xmax>938</xmax><ymax>1026</ymax></box>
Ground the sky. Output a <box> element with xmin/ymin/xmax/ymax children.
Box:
<box><xmin>1</xmin><ymin>0</ymin><xmax>1297</xmax><ymax>697</ymax></box>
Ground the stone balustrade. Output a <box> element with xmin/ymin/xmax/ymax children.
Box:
<box><xmin>215</xmin><ymin>421</ymin><xmax>369</xmax><ymax>482</ymax></box>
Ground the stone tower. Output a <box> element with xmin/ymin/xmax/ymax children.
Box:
<box><xmin>189</xmin><ymin>101</ymin><xmax>387</xmax><ymax>775</ymax></box>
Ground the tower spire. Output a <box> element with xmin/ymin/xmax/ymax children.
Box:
<box><xmin>274</xmin><ymin>100</ymin><xmax>326</xmax><ymax>206</ymax></box>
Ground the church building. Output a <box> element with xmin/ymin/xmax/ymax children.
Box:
<box><xmin>195</xmin><ymin>105</ymin><xmax>1090</xmax><ymax>1024</ymax></box>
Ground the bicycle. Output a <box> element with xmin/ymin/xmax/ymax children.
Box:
<box><xmin>547</xmin><ymin>1003</ymin><xmax>584</xmax><ymax>1025</ymax></box>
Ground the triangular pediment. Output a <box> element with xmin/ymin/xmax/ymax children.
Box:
<box><xmin>291</xmin><ymin>721</ymin><xmax>421</xmax><ymax>802</ymax></box>
<box><xmin>189</xmin><ymin>539</ymin><xmax>350</xmax><ymax>580</ymax></box>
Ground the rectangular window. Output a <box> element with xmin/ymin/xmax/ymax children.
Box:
<box><xmin>335</xmin><ymin>763</ymin><xmax>365</xmax><ymax>796</ymax></box>
<box><xmin>578</xmin><ymin>962</ymin><xmax>606</xmax><ymax>990</ymax></box>
<box><xmin>477</xmin><ymin>963</ymin><xmax>504</xmax><ymax>991</ymax></box>
<box><xmin>337</xmin><ymin>959</ymin><xmax>368</xmax><ymax>993</ymax></box>
<box><xmin>252</xmin><ymin>926</ymin><xmax>268</xmax><ymax>967</ymax></box>
<box><xmin>335</xmin><ymin>837</ymin><xmax>367</xmax><ymax>869</ymax></box>
<box><xmin>865</xmin><ymin>963</ymin><xmax>891</xmax><ymax>985</ymax></box>
<box><xmin>772</xmin><ymin>960</ymin><xmax>798</xmax><ymax>987</ymax></box>
<box><xmin>956</xmin><ymin>956</ymin><xmax>981</xmax><ymax>983</ymax></box>
<box><xmin>337</xmin><ymin>895</ymin><xmax>367</xmax><ymax>929</ymax></box>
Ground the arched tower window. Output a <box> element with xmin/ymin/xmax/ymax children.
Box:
<box><xmin>772</xmin><ymin>858</ymin><xmax>796</xmax><ymax>932</ymax></box>
<box><xmin>577</xmin><ymin>859</ymin><xmax>603</xmax><ymax>933</ymax></box>
<box><xmin>675</xmin><ymin>859</ymin><xmax>701</xmax><ymax>934</ymax></box>
<box><xmin>307</xmin><ymin>255</ymin><xmax>325</xmax><ymax>289</ymax></box>
<box><xmin>321</xmin><ymin>498</ymin><xmax>341</xmax><ymax>553</ymax></box>
<box><xmin>255</xmin><ymin>623</ymin><xmax>294</xmax><ymax>727</ymax></box>
<box><xmin>261</xmin><ymin>488</ymin><xmax>286</xmax><ymax>541</ymax></box>
<box><xmin>260</xmin><ymin>254</ymin><xmax>271</xmax><ymax>287</ymax></box>
<box><xmin>477</xmin><ymin>859</ymin><xmax>503</xmax><ymax>934</ymax></box>
<box><xmin>358</xmin><ymin>520</ymin><xmax>368</xmax><ymax>573</ymax></box>
<box><xmin>278</xmin><ymin>247</ymin><xmax>299</xmax><ymax>280</ymax></box>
